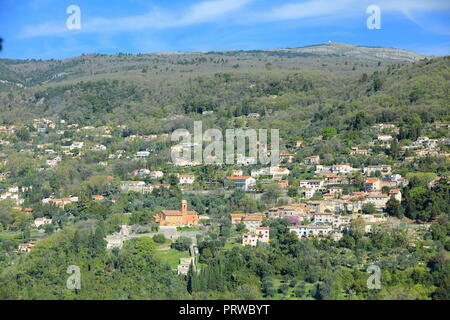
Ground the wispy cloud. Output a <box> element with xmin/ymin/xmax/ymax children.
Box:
<box><xmin>250</xmin><ymin>0</ymin><xmax>450</xmax><ymax>22</ymax></box>
<box><xmin>380</xmin><ymin>0</ymin><xmax>450</xmax><ymax>12</ymax></box>
<box><xmin>20</xmin><ymin>0</ymin><xmax>450</xmax><ymax>38</ymax></box>
<box><xmin>21</xmin><ymin>0</ymin><xmax>254</xmax><ymax>37</ymax></box>
<box><xmin>254</xmin><ymin>0</ymin><xmax>356</xmax><ymax>22</ymax></box>
<box><xmin>22</xmin><ymin>22</ymin><xmax>67</xmax><ymax>38</ymax></box>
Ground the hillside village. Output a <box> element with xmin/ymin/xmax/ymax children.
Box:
<box><xmin>0</xmin><ymin>49</ymin><xmax>448</xmax><ymax>300</ymax></box>
<box><xmin>0</xmin><ymin>117</ymin><xmax>448</xmax><ymax>255</ymax></box>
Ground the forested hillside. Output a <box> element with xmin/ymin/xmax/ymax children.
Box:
<box><xmin>0</xmin><ymin>43</ymin><xmax>447</xmax><ymax>141</ymax></box>
<box><xmin>0</xmin><ymin>43</ymin><xmax>448</xmax><ymax>300</ymax></box>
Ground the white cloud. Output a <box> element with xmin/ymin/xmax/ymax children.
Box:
<box><xmin>21</xmin><ymin>0</ymin><xmax>254</xmax><ymax>37</ymax></box>
<box><xmin>179</xmin><ymin>0</ymin><xmax>254</xmax><ymax>25</ymax></box>
<box><xmin>22</xmin><ymin>22</ymin><xmax>67</xmax><ymax>38</ymax></box>
<box><xmin>20</xmin><ymin>0</ymin><xmax>450</xmax><ymax>38</ymax></box>
<box><xmin>379</xmin><ymin>0</ymin><xmax>450</xmax><ymax>12</ymax></box>
<box><xmin>253</xmin><ymin>0</ymin><xmax>450</xmax><ymax>21</ymax></box>
<box><xmin>260</xmin><ymin>0</ymin><xmax>356</xmax><ymax>21</ymax></box>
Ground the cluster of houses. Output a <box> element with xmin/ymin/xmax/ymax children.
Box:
<box><xmin>131</xmin><ymin>169</ymin><xmax>164</xmax><ymax>179</ymax></box>
<box><xmin>297</xmin><ymin>161</ymin><xmax>408</xmax><ymax>207</ymax></box>
<box><xmin>120</xmin><ymin>181</ymin><xmax>169</xmax><ymax>194</ymax></box>
<box><xmin>229</xmin><ymin>213</ymin><xmax>270</xmax><ymax>246</ymax></box>
<box><xmin>405</xmin><ymin>136</ymin><xmax>450</xmax><ymax>158</ymax></box>
<box><xmin>0</xmin><ymin>119</ymin><xmax>165</xmax><ymax>176</ymax></box>
<box><xmin>42</xmin><ymin>196</ymin><xmax>79</xmax><ymax>209</ymax></box>
<box><xmin>250</xmin><ymin>166</ymin><xmax>290</xmax><ymax>180</ymax></box>
<box><xmin>371</xmin><ymin>127</ymin><xmax>450</xmax><ymax>159</ymax></box>
<box><xmin>1</xmin><ymin>119</ymin><xmax>448</xmax><ymax>256</ymax></box>
<box><xmin>230</xmin><ymin>205</ymin><xmax>388</xmax><ymax>245</ymax></box>
<box><xmin>16</xmin><ymin>217</ymin><xmax>53</xmax><ymax>253</ymax></box>
<box><xmin>0</xmin><ymin>185</ymin><xmax>26</xmax><ymax>205</ymax></box>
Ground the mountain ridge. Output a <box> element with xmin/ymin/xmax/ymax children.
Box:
<box><xmin>1</xmin><ymin>42</ymin><xmax>427</xmax><ymax>63</ymax></box>
<box><xmin>0</xmin><ymin>42</ymin><xmax>430</xmax><ymax>88</ymax></box>
<box><xmin>152</xmin><ymin>42</ymin><xmax>426</xmax><ymax>62</ymax></box>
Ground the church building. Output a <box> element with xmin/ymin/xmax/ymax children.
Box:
<box><xmin>153</xmin><ymin>200</ymin><xmax>199</xmax><ymax>226</ymax></box>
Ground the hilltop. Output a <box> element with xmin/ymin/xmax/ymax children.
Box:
<box><xmin>0</xmin><ymin>42</ymin><xmax>447</xmax><ymax>140</ymax></box>
<box><xmin>281</xmin><ymin>42</ymin><xmax>426</xmax><ymax>62</ymax></box>
<box><xmin>0</xmin><ymin>42</ymin><xmax>426</xmax><ymax>88</ymax></box>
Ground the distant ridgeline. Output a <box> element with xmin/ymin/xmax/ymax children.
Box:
<box><xmin>0</xmin><ymin>42</ymin><xmax>448</xmax><ymax>141</ymax></box>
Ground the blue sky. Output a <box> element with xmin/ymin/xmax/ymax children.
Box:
<box><xmin>1</xmin><ymin>0</ymin><xmax>450</xmax><ymax>59</ymax></box>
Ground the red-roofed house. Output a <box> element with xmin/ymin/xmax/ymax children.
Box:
<box><xmin>179</xmin><ymin>174</ymin><xmax>195</xmax><ymax>184</ymax></box>
<box><xmin>388</xmin><ymin>189</ymin><xmax>402</xmax><ymax>202</ymax></box>
<box><xmin>18</xmin><ymin>241</ymin><xmax>36</xmax><ymax>253</ymax></box>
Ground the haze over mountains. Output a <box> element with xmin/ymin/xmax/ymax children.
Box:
<box><xmin>0</xmin><ymin>42</ymin><xmax>427</xmax><ymax>89</ymax></box>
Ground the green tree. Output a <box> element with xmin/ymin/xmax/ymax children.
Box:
<box><xmin>295</xmin><ymin>283</ymin><xmax>307</xmax><ymax>297</ymax></box>
<box><xmin>362</xmin><ymin>203</ymin><xmax>377</xmax><ymax>215</ymax></box>
<box><xmin>350</xmin><ymin>218</ymin><xmax>366</xmax><ymax>240</ymax></box>
<box><xmin>263</xmin><ymin>184</ymin><xmax>282</xmax><ymax>203</ymax></box>
<box><xmin>89</xmin><ymin>224</ymin><xmax>107</xmax><ymax>257</ymax></box>
<box><xmin>172</xmin><ymin>237</ymin><xmax>192</xmax><ymax>251</ymax></box>
<box><xmin>322</xmin><ymin>127</ymin><xmax>337</xmax><ymax>140</ymax></box>
<box><xmin>385</xmin><ymin>197</ymin><xmax>403</xmax><ymax>218</ymax></box>
<box><xmin>152</xmin><ymin>234</ymin><xmax>166</xmax><ymax>244</ymax></box>
<box><xmin>132</xmin><ymin>237</ymin><xmax>156</xmax><ymax>255</ymax></box>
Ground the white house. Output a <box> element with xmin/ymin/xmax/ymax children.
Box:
<box><xmin>150</xmin><ymin>171</ymin><xmax>164</xmax><ymax>179</ymax></box>
<box><xmin>106</xmin><ymin>236</ymin><xmax>125</xmax><ymax>249</ymax></box>
<box><xmin>242</xmin><ymin>227</ymin><xmax>270</xmax><ymax>246</ymax></box>
<box><xmin>304</xmin><ymin>156</ymin><xmax>320</xmax><ymax>165</ymax></box>
<box><xmin>251</xmin><ymin>167</ymin><xmax>270</xmax><ymax>178</ymax></box>
<box><xmin>300</xmin><ymin>180</ymin><xmax>324</xmax><ymax>190</ymax></box>
<box><xmin>179</xmin><ymin>174</ymin><xmax>195</xmax><ymax>184</ymax></box>
<box><xmin>388</xmin><ymin>189</ymin><xmax>402</xmax><ymax>202</ymax></box>
<box><xmin>135</xmin><ymin>151</ymin><xmax>150</xmax><ymax>158</ymax></box>
<box><xmin>288</xmin><ymin>225</ymin><xmax>333</xmax><ymax>238</ymax></box>
<box><xmin>91</xmin><ymin>144</ymin><xmax>107</xmax><ymax>151</ymax></box>
<box><xmin>242</xmin><ymin>215</ymin><xmax>263</xmax><ymax>231</ymax></box>
<box><xmin>70</xmin><ymin>142</ymin><xmax>84</xmax><ymax>150</ymax></box>
<box><xmin>242</xmin><ymin>233</ymin><xmax>259</xmax><ymax>247</ymax></box>
<box><xmin>174</xmin><ymin>159</ymin><xmax>201</xmax><ymax>167</ymax></box>
<box><xmin>34</xmin><ymin>217</ymin><xmax>52</xmax><ymax>228</ymax></box>
<box><xmin>313</xmin><ymin>213</ymin><xmax>334</xmax><ymax>224</ymax></box>
<box><xmin>304</xmin><ymin>188</ymin><xmax>316</xmax><ymax>199</ymax></box>
<box><xmin>270</xmin><ymin>167</ymin><xmax>290</xmax><ymax>180</ymax></box>
<box><xmin>46</xmin><ymin>157</ymin><xmax>62</xmax><ymax>167</ymax></box>
<box><xmin>8</xmin><ymin>186</ymin><xmax>19</xmax><ymax>193</ymax></box>
<box><xmin>363</xmin><ymin>165</ymin><xmax>392</xmax><ymax>176</ymax></box>
<box><xmin>177</xmin><ymin>257</ymin><xmax>195</xmax><ymax>275</ymax></box>
<box><xmin>225</xmin><ymin>176</ymin><xmax>256</xmax><ymax>191</ymax></box>
<box><xmin>18</xmin><ymin>241</ymin><xmax>36</xmax><ymax>253</ymax></box>
<box><xmin>330</xmin><ymin>164</ymin><xmax>353</xmax><ymax>174</ymax></box>
<box><xmin>377</xmin><ymin>135</ymin><xmax>393</xmax><ymax>142</ymax></box>
<box><xmin>365</xmin><ymin>194</ymin><xmax>389</xmax><ymax>210</ymax></box>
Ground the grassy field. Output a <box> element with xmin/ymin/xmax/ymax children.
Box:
<box><xmin>0</xmin><ymin>231</ymin><xmax>21</xmax><ymax>240</ymax></box>
<box><xmin>154</xmin><ymin>248</ymin><xmax>191</xmax><ymax>269</ymax></box>
<box><xmin>224</xmin><ymin>240</ymin><xmax>242</xmax><ymax>249</ymax></box>
<box><xmin>176</xmin><ymin>226</ymin><xmax>203</xmax><ymax>232</ymax></box>
<box><xmin>0</xmin><ymin>230</ymin><xmax>44</xmax><ymax>241</ymax></box>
